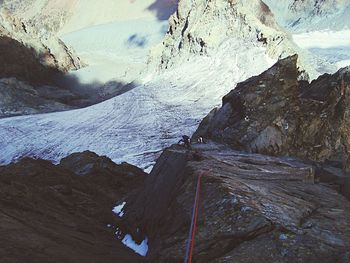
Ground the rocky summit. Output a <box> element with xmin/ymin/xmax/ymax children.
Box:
<box><xmin>0</xmin><ymin>151</ymin><xmax>146</xmax><ymax>263</ymax></box>
<box><xmin>194</xmin><ymin>55</ymin><xmax>350</xmax><ymax>170</ymax></box>
<box><xmin>121</xmin><ymin>144</ymin><xmax>350</xmax><ymax>262</ymax></box>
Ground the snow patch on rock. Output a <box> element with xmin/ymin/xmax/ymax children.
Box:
<box><xmin>121</xmin><ymin>234</ymin><xmax>149</xmax><ymax>257</ymax></box>
<box><xmin>113</xmin><ymin>202</ymin><xmax>126</xmax><ymax>217</ymax></box>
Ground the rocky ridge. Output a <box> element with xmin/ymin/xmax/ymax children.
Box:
<box><xmin>117</xmin><ymin>55</ymin><xmax>350</xmax><ymax>262</ymax></box>
<box><xmin>194</xmin><ymin>55</ymin><xmax>350</xmax><ymax>170</ymax></box>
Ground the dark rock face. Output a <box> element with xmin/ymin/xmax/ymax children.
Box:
<box><xmin>0</xmin><ymin>77</ymin><xmax>77</xmax><ymax>117</ymax></box>
<box><xmin>0</xmin><ymin>36</ymin><xmax>63</xmax><ymax>86</ymax></box>
<box><xmin>194</xmin><ymin>55</ymin><xmax>350</xmax><ymax>170</ymax></box>
<box><xmin>122</xmin><ymin>144</ymin><xmax>350</xmax><ymax>262</ymax></box>
<box><xmin>0</xmin><ymin>151</ymin><xmax>146</xmax><ymax>263</ymax></box>
<box><xmin>0</xmin><ymin>36</ymin><xmax>78</xmax><ymax>117</ymax></box>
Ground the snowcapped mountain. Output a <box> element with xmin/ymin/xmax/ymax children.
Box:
<box><xmin>262</xmin><ymin>0</ymin><xmax>350</xmax><ymax>74</ymax></box>
<box><xmin>263</xmin><ymin>0</ymin><xmax>350</xmax><ymax>32</ymax></box>
<box><xmin>147</xmin><ymin>0</ymin><xmax>337</xmax><ymax>80</ymax></box>
<box><xmin>153</xmin><ymin>0</ymin><xmax>294</xmax><ymax>69</ymax></box>
<box><xmin>0</xmin><ymin>0</ymin><xmax>349</xmax><ymax>169</ymax></box>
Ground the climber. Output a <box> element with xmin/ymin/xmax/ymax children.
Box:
<box><xmin>178</xmin><ymin>135</ymin><xmax>191</xmax><ymax>149</ymax></box>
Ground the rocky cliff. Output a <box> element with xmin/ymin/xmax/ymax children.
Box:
<box><xmin>120</xmin><ymin>144</ymin><xmax>350</xmax><ymax>262</ymax></box>
<box><xmin>151</xmin><ymin>0</ymin><xmax>305</xmax><ymax>72</ymax></box>
<box><xmin>0</xmin><ymin>10</ymin><xmax>85</xmax><ymax>117</ymax></box>
<box><xmin>0</xmin><ymin>9</ymin><xmax>81</xmax><ymax>73</ymax></box>
<box><xmin>194</xmin><ymin>55</ymin><xmax>350</xmax><ymax>170</ymax></box>
<box><xmin>0</xmin><ymin>151</ymin><xmax>146</xmax><ymax>262</ymax></box>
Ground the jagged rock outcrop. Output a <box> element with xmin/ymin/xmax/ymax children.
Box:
<box><xmin>121</xmin><ymin>144</ymin><xmax>350</xmax><ymax>262</ymax></box>
<box><xmin>0</xmin><ymin>151</ymin><xmax>146</xmax><ymax>263</ymax></box>
<box><xmin>0</xmin><ymin>36</ymin><xmax>62</xmax><ymax>85</ymax></box>
<box><xmin>153</xmin><ymin>0</ymin><xmax>303</xmax><ymax>71</ymax></box>
<box><xmin>194</xmin><ymin>55</ymin><xmax>350</xmax><ymax>170</ymax></box>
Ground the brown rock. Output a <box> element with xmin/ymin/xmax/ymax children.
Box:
<box><xmin>0</xmin><ymin>152</ymin><xmax>146</xmax><ymax>263</ymax></box>
<box><xmin>122</xmin><ymin>144</ymin><xmax>350</xmax><ymax>262</ymax></box>
<box><xmin>194</xmin><ymin>55</ymin><xmax>350</xmax><ymax>170</ymax></box>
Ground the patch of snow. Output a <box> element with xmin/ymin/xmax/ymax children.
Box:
<box><xmin>121</xmin><ymin>234</ymin><xmax>149</xmax><ymax>257</ymax></box>
<box><xmin>112</xmin><ymin>201</ymin><xmax>126</xmax><ymax>217</ymax></box>
<box><xmin>143</xmin><ymin>163</ymin><xmax>155</xmax><ymax>174</ymax></box>
<box><xmin>279</xmin><ymin>233</ymin><xmax>288</xmax><ymax>240</ymax></box>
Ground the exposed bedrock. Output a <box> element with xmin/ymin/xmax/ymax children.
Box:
<box><xmin>0</xmin><ymin>151</ymin><xmax>146</xmax><ymax>262</ymax></box>
<box><xmin>122</xmin><ymin>144</ymin><xmax>350</xmax><ymax>262</ymax></box>
<box><xmin>194</xmin><ymin>55</ymin><xmax>350</xmax><ymax>170</ymax></box>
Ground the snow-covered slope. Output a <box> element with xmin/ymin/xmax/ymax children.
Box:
<box><xmin>262</xmin><ymin>0</ymin><xmax>350</xmax><ymax>74</ymax></box>
<box><xmin>0</xmin><ymin>37</ymin><xmax>274</xmax><ymax>169</ymax></box>
<box><xmin>263</xmin><ymin>0</ymin><xmax>350</xmax><ymax>32</ymax></box>
<box><xmin>293</xmin><ymin>30</ymin><xmax>350</xmax><ymax>71</ymax></box>
<box><xmin>1</xmin><ymin>0</ymin><xmax>348</xmax><ymax>170</ymax></box>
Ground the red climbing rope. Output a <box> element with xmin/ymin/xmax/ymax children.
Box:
<box><xmin>184</xmin><ymin>171</ymin><xmax>203</xmax><ymax>263</ymax></box>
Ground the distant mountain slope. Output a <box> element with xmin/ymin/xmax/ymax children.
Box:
<box><xmin>145</xmin><ymin>0</ymin><xmax>326</xmax><ymax>79</ymax></box>
<box><xmin>2</xmin><ymin>0</ymin><xmax>178</xmax><ymax>35</ymax></box>
<box><xmin>263</xmin><ymin>0</ymin><xmax>350</xmax><ymax>32</ymax></box>
<box><xmin>0</xmin><ymin>9</ymin><xmax>135</xmax><ymax>118</ymax></box>
<box><xmin>0</xmin><ymin>9</ymin><xmax>81</xmax><ymax>72</ymax></box>
<box><xmin>153</xmin><ymin>0</ymin><xmax>296</xmax><ymax>69</ymax></box>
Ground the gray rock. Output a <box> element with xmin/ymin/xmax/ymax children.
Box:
<box><xmin>194</xmin><ymin>55</ymin><xmax>350</xmax><ymax>170</ymax></box>
<box><xmin>122</xmin><ymin>145</ymin><xmax>350</xmax><ymax>262</ymax></box>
